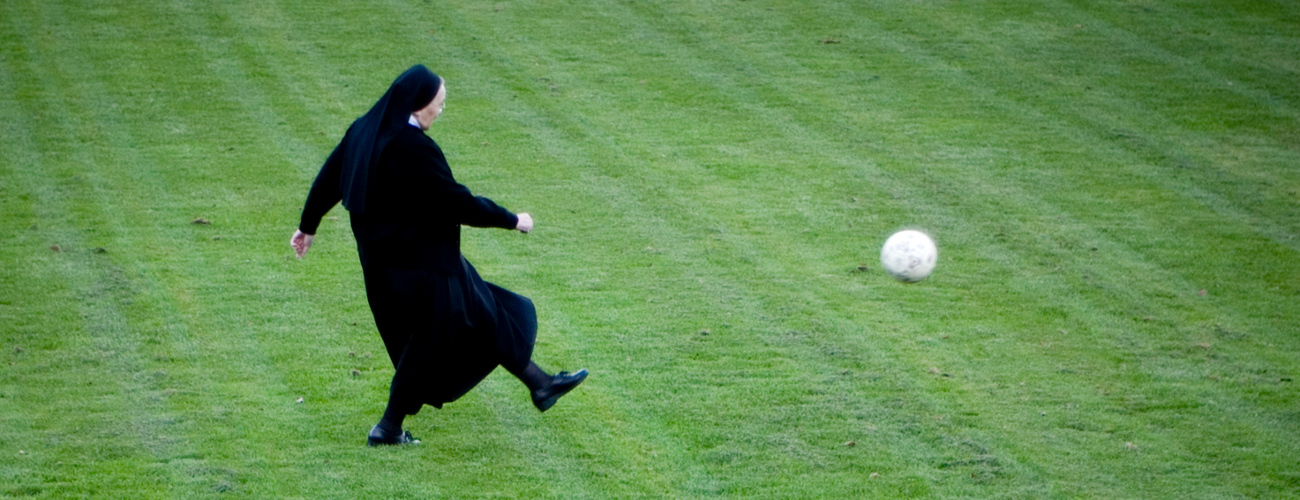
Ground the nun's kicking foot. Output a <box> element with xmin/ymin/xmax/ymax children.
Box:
<box><xmin>531</xmin><ymin>369</ymin><xmax>588</xmax><ymax>412</ymax></box>
<box><xmin>367</xmin><ymin>425</ymin><xmax>421</xmax><ymax>446</ymax></box>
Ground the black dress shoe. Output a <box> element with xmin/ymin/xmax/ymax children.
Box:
<box><xmin>367</xmin><ymin>425</ymin><xmax>420</xmax><ymax>447</ymax></box>
<box><xmin>531</xmin><ymin>369</ymin><xmax>588</xmax><ymax>412</ymax></box>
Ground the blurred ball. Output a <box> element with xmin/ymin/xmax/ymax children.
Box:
<box><xmin>880</xmin><ymin>230</ymin><xmax>937</xmax><ymax>283</ymax></box>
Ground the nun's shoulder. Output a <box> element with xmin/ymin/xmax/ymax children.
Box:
<box><xmin>392</xmin><ymin>126</ymin><xmax>443</xmax><ymax>151</ymax></box>
<box><xmin>388</xmin><ymin>127</ymin><xmax>449</xmax><ymax>170</ymax></box>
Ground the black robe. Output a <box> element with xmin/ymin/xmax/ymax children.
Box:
<box><xmin>300</xmin><ymin>124</ymin><xmax>536</xmax><ymax>413</ymax></box>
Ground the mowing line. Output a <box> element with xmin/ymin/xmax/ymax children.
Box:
<box><xmin>0</xmin><ymin>1</ymin><xmax>209</xmax><ymax>495</ymax></box>
<box><xmin>439</xmin><ymin>0</ymin><xmax>1297</xmax><ymax>495</ymax></box>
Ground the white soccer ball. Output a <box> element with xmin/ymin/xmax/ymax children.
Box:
<box><xmin>880</xmin><ymin>230</ymin><xmax>937</xmax><ymax>283</ymax></box>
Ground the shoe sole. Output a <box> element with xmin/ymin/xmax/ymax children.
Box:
<box><xmin>535</xmin><ymin>394</ymin><xmax>561</xmax><ymax>412</ymax></box>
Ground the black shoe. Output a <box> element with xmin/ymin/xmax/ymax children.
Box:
<box><xmin>367</xmin><ymin>425</ymin><xmax>420</xmax><ymax>447</ymax></box>
<box><xmin>531</xmin><ymin>369</ymin><xmax>588</xmax><ymax>412</ymax></box>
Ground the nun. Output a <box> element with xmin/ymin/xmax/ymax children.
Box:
<box><xmin>290</xmin><ymin>64</ymin><xmax>587</xmax><ymax>446</ymax></box>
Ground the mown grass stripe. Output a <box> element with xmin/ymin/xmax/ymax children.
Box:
<box><xmin>421</xmin><ymin>0</ymin><xmax>1019</xmax><ymax>493</ymax></box>
<box><xmin>717</xmin><ymin>0</ymin><xmax>1294</xmax><ymax>490</ymax></box>
<box><xmin>416</xmin><ymin>4</ymin><xmax>982</xmax><ymax>493</ymax></box>
<box><xmin>26</xmin><ymin>0</ymin><xmax>369</xmax><ymax>496</ymax></box>
<box><xmin>545</xmin><ymin>5</ymin><xmax>1092</xmax><ymax>494</ymax></box>
<box><xmin>0</xmin><ymin>1</ymin><xmax>206</xmax><ymax>496</ymax></box>
<box><xmin>3</xmin><ymin>0</ymin><xmax>1297</xmax><ymax>497</ymax></box>
<box><xmin>441</xmin><ymin>0</ymin><xmax>1294</xmax><ymax>493</ymax></box>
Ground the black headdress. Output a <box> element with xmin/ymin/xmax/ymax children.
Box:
<box><xmin>339</xmin><ymin>64</ymin><xmax>443</xmax><ymax>213</ymax></box>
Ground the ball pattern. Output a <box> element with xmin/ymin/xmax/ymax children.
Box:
<box><xmin>880</xmin><ymin>230</ymin><xmax>937</xmax><ymax>283</ymax></box>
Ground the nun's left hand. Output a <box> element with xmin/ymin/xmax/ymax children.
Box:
<box><xmin>516</xmin><ymin>213</ymin><xmax>534</xmax><ymax>233</ymax></box>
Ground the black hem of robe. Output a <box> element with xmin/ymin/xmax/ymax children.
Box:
<box><xmin>361</xmin><ymin>258</ymin><xmax>537</xmax><ymax>414</ymax></box>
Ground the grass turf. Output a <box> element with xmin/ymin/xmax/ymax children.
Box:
<box><xmin>1</xmin><ymin>0</ymin><xmax>1298</xmax><ymax>497</ymax></box>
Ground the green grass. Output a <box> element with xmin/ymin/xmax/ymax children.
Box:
<box><xmin>2</xmin><ymin>0</ymin><xmax>1298</xmax><ymax>497</ymax></box>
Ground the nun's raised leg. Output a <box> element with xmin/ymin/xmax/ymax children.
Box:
<box><xmin>503</xmin><ymin>360</ymin><xmax>588</xmax><ymax>412</ymax></box>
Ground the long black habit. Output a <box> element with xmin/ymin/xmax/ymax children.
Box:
<box><xmin>298</xmin><ymin>65</ymin><xmax>536</xmax><ymax>413</ymax></box>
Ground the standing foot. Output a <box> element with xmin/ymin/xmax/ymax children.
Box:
<box><xmin>367</xmin><ymin>425</ymin><xmax>420</xmax><ymax>446</ymax></box>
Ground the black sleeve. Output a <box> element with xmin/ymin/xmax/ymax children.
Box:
<box><xmin>406</xmin><ymin>134</ymin><xmax>519</xmax><ymax>230</ymax></box>
<box><xmin>298</xmin><ymin>141</ymin><xmax>345</xmax><ymax>235</ymax></box>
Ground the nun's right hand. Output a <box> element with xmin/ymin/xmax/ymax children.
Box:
<box><xmin>516</xmin><ymin>213</ymin><xmax>533</xmax><ymax>233</ymax></box>
<box><xmin>291</xmin><ymin>229</ymin><xmax>315</xmax><ymax>258</ymax></box>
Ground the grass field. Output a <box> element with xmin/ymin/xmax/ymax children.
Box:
<box><xmin>2</xmin><ymin>0</ymin><xmax>1298</xmax><ymax>498</ymax></box>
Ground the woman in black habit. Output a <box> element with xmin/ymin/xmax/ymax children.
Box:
<box><xmin>290</xmin><ymin>64</ymin><xmax>587</xmax><ymax>446</ymax></box>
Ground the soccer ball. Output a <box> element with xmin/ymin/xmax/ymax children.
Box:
<box><xmin>880</xmin><ymin>230</ymin><xmax>937</xmax><ymax>283</ymax></box>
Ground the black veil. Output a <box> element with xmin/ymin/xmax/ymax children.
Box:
<box><xmin>339</xmin><ymin>64</ymin><xmax>443</xmax><ymax>213</ymax></box>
